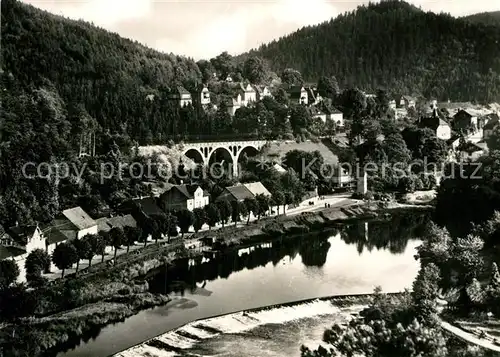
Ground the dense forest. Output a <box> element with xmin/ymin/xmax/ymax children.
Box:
<box><xmin>245</xmin><ymin>1</ymin><xmax>500</xmax><ymax>102</ymax></box>
<box><xmin>464</xmin><ymin>11</ymin><xmax>500</xmax><ymax>26</ymax></box>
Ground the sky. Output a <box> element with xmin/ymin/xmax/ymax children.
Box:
<box><xmin>22</xmin><ymin>0</ymin><xmax>500</xmax><ymax>60</ymax></box>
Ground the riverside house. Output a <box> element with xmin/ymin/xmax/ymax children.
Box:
<box><xmin>0</xmin><ymin>224</ymin><xmax>47</xmax><ymax>283</ymax></box>
<box><xmin>159</xmin><ymin>184</ymin><xmax>210</xmax><ymax>211</ymax></box>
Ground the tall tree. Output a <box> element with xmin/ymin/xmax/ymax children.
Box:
<box><xmin>193</xmin><ymin>207</ymin><xmax>207</xmax><ymax>232</ymax></box>
<box><xmin>216</xmin><ymin>199</ymin><xmax>232</xmax><ymax>227</ymax></box>
<box><xmin>52</xmin><ymin>242</ymin><xmax>78</xmax><ymax>278</ymax></box>
<box><xmin>25</xmin><ymin>248</ymin><xmax>51</xmax><ymax>279</ymax></box>
<box><xmin>176</xmin><ymin>209</ymin><xmax>194</xmax><ymax>237</ymax></box>
<box><xmin>109</xmin><ymin>227</ymin><xmax>124</xmax><ymax>265</ymax></box>
<box><xmin>0</xmin><ymin>260</ymin><xmax>19</xmax><ymax>290</ymax></box>
<box><xmin>80</xmin><ymin>234</ymin><xmax>98</xmax><ymax>267</ymax></box>
<box><xmin>205</xmin><ymin>203</ymin><xmax>220</xmax><ymax>229</ymax></box>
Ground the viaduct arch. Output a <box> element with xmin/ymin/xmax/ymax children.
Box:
<box><xmin>180</xmin><ymin>140</ymin><xmax>268</xmax><ymax>177</ymax></box>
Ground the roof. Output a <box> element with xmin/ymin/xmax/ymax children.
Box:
<box><xmin>97</xmin><ymin>215</ymin><xmax>137</xmax><ymax>233</ymax></box>
<box><xmin>273</xmin><ymin>163</ymin><xmax>287</xmax><ymax>173</ymax></box>
<box><xmin>134</xmin><ymin>197</ymin><xmax>164</xmax><ymax>217</ymax></box>
<box><xmin>0</xmin><ymin>245</ymin><xmax>26</xmax><ymax>260</ymax></box>
<box><xmin>455</xmin><ymin>109</ymin><xmax>480</xmax><ymax>118</ymax></box>
<box><xmin>402</xmin><ymin>95</ymin><xmax>416</xmax><ymax>102</ymax></box>
<box><xmin>218</xmin><ymin>185</ymin><xmax>254</xmax><ymax>201</ymax></box>
<box><xmin>62</xmin><ymin>207</ymin><xmax>97</xmax><ymax>231</ymax></box>
<box><xmin>419</xmin><ymin>116</ymin><xmax>449</xmax><ymax>131</ymax></box>
<box><xmin>483</xmin><ymin>114</ymin><xmax>500</xmax><ymax>130</ymax></box>
<box><xmin>8</xmin><ymin>225</ymin><xmax>38</xmax><ymax>245</ymax></box>
<box><xmin>41</xmin><ymin>221</ymin><xmax>77</xmax><ymax>244</ymax></box>
<box><xmin>243</xmin><ymin>182</ymin><xmax>271</xmax><ymax>197</ymax></box>
<box><xmin>177</xmin><ymin>86</ymin><xmax>191</xmax><ymax>95</ymax></box>
<box><xmin>461</xmin><ymin>141</ymin><xmax>486</xmax><ymax>153</ymax></box>
<box><xmin>172</xmin><ymin>184</ymin><xmax>202</xmax><ymax>199</ymax></box>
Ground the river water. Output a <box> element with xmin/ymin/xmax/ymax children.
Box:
<box><xmin>56</xmin><ymin>211</ymin><xmax>429</xmax><ymax>357</ymax></box>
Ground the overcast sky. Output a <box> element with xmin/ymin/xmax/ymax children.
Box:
<box><xmin>22</xmin><ymin>0</ymin><xmax>500</xmax><ymax>60</ymax></box>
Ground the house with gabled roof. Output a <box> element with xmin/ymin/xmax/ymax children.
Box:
<box><xmin>396</xmin><ymin>95</ymin><xmax>416</xmax><ymax>109</ymax></box>
<box><xmin>216</xmin><ymin>184</ymin><xmax>254</xmax><ymax>203</ymax></box>
<box><xmin>191</xmin><ymin>84</ymin><xmax>211</xmax><ymax>106</ymax></box>
<box><xmin>418</xmin><ymin>112</ymin><xmax>451</xmax><ymax>140</ymax></box>
<box><xmin>253</xmin><ymin>85</ymin><xmax>273</xmax><ymax>101</ymax></box>
<box><xmin>169</xmin><ymin>86</ymin><xmax>193</xmax><ymax>107</ymax></box>
<box><xmin>0</xmin><ymin>224</ymin><xmax>52</xmax><ymax>283</ymax></box>
<box><xmin>453</xmin><ymin>109</ymin><xmax>480</xmax><ymax>134</ymax></box>
<box><xmin>159</xmin><ymin>184</ymin><xmax>209</xmax><ymax>211</ymax></box>
<box><xmin>242</xmin><ymin>182</ymin><xmax>271</xmax><ymax>197</ymax></box>
<box><xmin>96</xmin><ymin>214</ymin><xmax>137</xmax><ymax>233</ymax></box>
<box><xmin>288</xmin><ymin>86</ymin><xmax>308</xmax><ymax>105</ymax></box>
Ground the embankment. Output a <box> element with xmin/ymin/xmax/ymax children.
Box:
<box><xmin>0</xmin><ymin>201</ymin><xmax>431</xmax><ymax>357</ymax></box>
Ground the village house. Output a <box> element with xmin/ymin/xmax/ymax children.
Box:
<box><xmin>159</xmin><ymin>184</ymin><xmax>209</xmax><ymax>211</ymax></box>
<box><xmin>306</xmin><ymin>87</ymin><xmax>322</xmax><ymax>106</ymax></box>
<box><xmin>118</xmin><ymin>197</ymin><xmax>164</xmax><ymax>220</ymax></box>
<box><xmin>389</xmin><ymin>99</ymin><xmax>397</xmax><ymax>110</ymax></box>
<box><xmin>397</xmin><ymin>95</ymin><xmax>416</xmax><ymax>109</ymax></box>
<box><xmin>326</xmin><ymin>107</ymin><xmax>344</xmax><ymax>127</ymax></box>
<box><xmin>169</xmin><ymin>86</ymin><xmax>193</xmax><ymax>107</ymax></box>
<box><xmin>240</xmin><ymin>83</ymin><xmax>257</xmax><ymax>105</ymax></box>
<box><xmin>482</xmin><ymin>113</ymin><xmax>499</xmax><ymax>140</ymax></box>
<box><xmin>191</xmin><ymin>84</ymin><xmax>211</xmax><ymax>107</ymax></box>
<box><xmin>458</xmin><ymin>141</ymin><xmax>488</xmax><ymax>161</ymax></box>
<box><xmin>225</xmin><ymin>94</ymin><xmax>242</xmax><ymax>116</ymax></box>
<box><xmin>331</xmin><ymin>166</ymin><xmax>355</xmax><ymax>190</ymax></box>
<box><xmin>253</xmin><ymin>85</ymin><xmax>273</xmax><ymax>101</ymax></box>
<box><xmin>96</xmin><ymin>214</ymin><xmax>137</xmax><ymax>233</ymax></box>
<box><xmin>288</xmin><ymin>86</ymin><xmax>308</xmax><ymax>105</ymax></box>
<box><xmin>311</xmin><ymin>109</ymin><xmax>328</xmax><ymax>123</ymax></box>
<box><xmin>216</xmin><ymin>184</ymin><xmax>255</xmax><ymax>203</ymax></box>
<box><xmin>418</xmin><ymin>114</ymin><xmax>452</xmax><ymax>140</ymax></box>
<box><xmin>453</xmin><ymin>109</ymin><xmax>480</xmax><ymax>134</ymax></box>
<box><xmin>242</xmin><ymin>182</ymin><xmax>272</xmax><ymax>198</ymax></box>
<box><xmin>1</xmin><ymin>224</ymin><xmax>47</xmax><ymax>282</ymax></box>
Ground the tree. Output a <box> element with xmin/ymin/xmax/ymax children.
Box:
<box><xmin>317</xmin><ymin>76</ymin><xmax>339</xmax><ymax>99</ymax></box>
<box><xmin>176</xmin><ymin>209</ymin><xmax>194</xmax><ymax>237</ymax></box>
<box><xmin>109</xmin><ymin>226</ymin><xmax>124</xmax><ymax>265</ymax></box>
<box><xmin>281</xmin><ymin>68</ymin><xmax>303</xmax><ymax>86</ymax></box>
<box><xmin>25</xmin><ymin>248</ymin><xmax>51</xmax><ymax>279</ymax></box>
<box><xmin>243</xmin><ymin>197</ymin><xmax>257</xmax><ymax>224</ymax></box>
<box><xmin>73</xmin><ymin>237</ymin><xmax>90</xmax><ymax>272</ymax></box>
<box><xmin>255</xmin><ymin>194</ymin><xmax>270</xmax><ymax>220</ymax></box>
<box><xmin>216</xmin><ymin>199</ymin><xmax>232</xmax><ymax>227</ymax></box>
<box><xmin>52</xmin><ymin>242</ymin><xmax>78</xmax><ymax>278</ymax></box>
<box><xmin>486</xmin><ymin>125</ymin><xmax>500</xmax><ymax>151</ymax></box>
<box><xmin>243</xmin><ymin>56</ymin><xmax>268</xmax><ymax>84</ymax></box>
<box><xmin>205</xmin><ymin>203</ymin><xmax>220</xmax><ymax>229</ymax></box>
<box><xmin>124</xmin><ymin>226</ymin><xmax>141</xmax><ymax>253</ymax></box>
<box><xmin>80</xmin><ymin>234</ymin><xmax>98</xmax><ymax>266</ymax></box>
<box><xmin>289</xmin><ymin>105</ymin><xmax>311</xmax><ymax>133</ymax></box>
<box><xmin>193</xmin><ymin>208</ymin><xmax>207</xmax><ymax>232</ymax></box>
<box><xmin>231</xmin><ymin>200</ymin><xmax>247</xmax><ymax>226</ymax></box>
<box><xmin>0</xmin><ymin>260</ymin><xmax>19</xmax><ymax>290</ymax></box>
<box><xmin>337</xmin><ymin>88</ymin><xmax>367</xmax><ymax>120</ymax></box>
<box><xmin>412</xmin><ymin>263</ymin><xmax>442</xmax><ymax>320</ymax></box>
<box><xmin>284</xmin><ymin>191</ymin><xmax>295</xmax><ymax>212</ymax></box>
<box><xmin>94</xmin><ymin>232</ymin><xmax>108</xmax><ymax>262</ymax></box>
<box><xmin>272</xmin><ymin>191</ymin><xmax>285</xmax><ymax>215</ymax></box>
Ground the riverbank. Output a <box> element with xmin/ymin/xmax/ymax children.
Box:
<box><xmin>114</xmin><ymin>292</ymin><xmax>404</xmax><ymax>357</ymax></box>
<box><xmin>0</xmin><ymin>200</ymin><xmax>432</xmax><ymax>357</ymax></box>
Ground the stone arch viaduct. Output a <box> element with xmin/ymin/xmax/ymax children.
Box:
<box><xmin>179</xmin><ymin>140</ymin><xmax>268</xmax><ymax>177</ymax></box>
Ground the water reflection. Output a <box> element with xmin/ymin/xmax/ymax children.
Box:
<box><xmin>149</xmin><ymin>211</ymin><xmax>431</xmax><ymax>296</ymax></box>
<box><xmin>54</xmin><ymin>210</ymin><xmax>430</xmax><ymax>357</ymax></box>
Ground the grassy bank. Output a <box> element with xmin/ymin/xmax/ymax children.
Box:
<box><xmin>0</xmin><ymin>201</ymin><xmax>432</xmax><ymax>357</ymax></box>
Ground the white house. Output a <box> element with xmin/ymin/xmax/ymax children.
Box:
<box><xmin>241</xmin><ymin>83</ymin><xmax>257</xmax><ymax>105</ymax></box>
<box><xmin>61</xmin><ymin>207</ymin><xmax>98</xmax><ymax>239</ymax></box>
<box><xmin>253</xmin><ymin>85</ymin><xmax>273</xmax><ymax>101</ymax></box>
<box><xmin>288</xmin><ymin>86</ymin><xmax>308</xmax><ymax>105</ymax></box>
<box><xmin>0</xmin><ymin>225</ymin><xmax>48</xmax><ymax>283</ymax></box>
<box><xmin>328</xmin><ymin>107</ymin><xmax>344</xmax><ymax>127</ymax></box>
<box><xmin>160</xmin><ymin>184</ymin><xmax>209</xmax><ymax>211</ymax></box>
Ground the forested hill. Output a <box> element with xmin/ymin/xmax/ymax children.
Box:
<box><xmin>245</xmin><ymin>0</ymin><xmax>500</xmax><ymax>102</ymax></box>
<box><xmin>464</xmin><ymin>11</ymin><xmax>500</xmax><ymax>26</ymax></box>
<box><xmin>1</xmin><ymin>0</ymin><xmax>201</xmax><ymax>141</ymax></box>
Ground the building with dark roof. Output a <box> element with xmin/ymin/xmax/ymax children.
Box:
<box><xmin>159</xmin><ymin>184</ymin><xmax>209</xmax><ymax>211</ymax></box>
<box><xmin>216</xmin><ymin>184</ymin><xmax>257</xmax><ymax>202</ymax></box>
<box><xmin>418</xmin><ymin>115</ymin><xmax>451</xmax><ymax>140</ymax></box>
<box><xmin>96</xmin><ymin>214</ymin><xmax>137</xmax><ymax>233</ymax></box>
<box><xmin>288</xmin><ymin>86</ymin><xmax>308</xmax><ymax>105</ymax></box>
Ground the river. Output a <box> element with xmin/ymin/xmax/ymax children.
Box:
<box><xmin>56</xmin><ymin>211</ymin><xmax>429</xmax><ymax>357</ymax></box>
